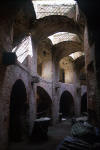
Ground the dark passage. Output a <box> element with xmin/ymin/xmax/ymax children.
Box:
<box><xmin>37</xmin><ymin>86</ymin><xmax>52</xmax><ymax>118</ymax></box>
<box><xmin>9</xmin><ymin>79</ymin><xmax>28</xmax><ymax>142</ymax></box>
<box><xmin>81</xmin><ymin>93</ymin><xmax>87</xmax><ymax>114</ymax></box>
<box><xmin>59</xmin><ymin>91</ymin><xmax>74</xmax><ymax>118</ymax></box>
<box><xmin>31</xmin><ymin>86</ymin><xmax>52</xmax><ymax>141</ymax></box>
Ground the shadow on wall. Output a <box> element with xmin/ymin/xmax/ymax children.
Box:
<box><xmin>36</xmin><ymin>86</ymin><xmax>52</xmax><ymax>119</ymax></box>
<box><xmin>9</xmin><ymin>79</ymin><xmax>28</xmax><ymax>142</ymax></box>
<box><xmin>59</xmin><ymin>91</ymin><xmax>74</xmax><ymax>118</ymax></box>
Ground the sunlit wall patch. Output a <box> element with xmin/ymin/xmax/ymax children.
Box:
<box><xmin>12</xmin><ymin>36</ymin><xmax>33</xmax><ymax>63</ymax></box>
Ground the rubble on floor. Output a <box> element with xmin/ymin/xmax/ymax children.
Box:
<box><xmin>57</xmin><ymin>136</ymin><xmax>91</xmax><ymax>150</ymax></box>
<box><xmin>30</xmin><ymin>117</ymin><xmax>51</xmax><ymax>141</ymax></box>
<box><xmin>71</xmin><ymin>122</ymin><xmax>95</xmax><ymax>142</ymax></box>
<box><xmin>57</xmin><ymin>116</ymin><xmax>100</xmax><ymax>150</ymax></box>
<box><xmin>72</xmin><ymin>116</ymin><xmax>88</xmax><ymax>124</ymax></box>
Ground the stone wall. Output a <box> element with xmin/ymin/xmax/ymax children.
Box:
<box><xmin>0</xmin><ymin>64</ymin><xmax>36</xmax><ymax>149</ymax></box>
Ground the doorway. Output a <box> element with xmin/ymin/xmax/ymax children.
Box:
<box><xmin>9</xmin><ymin>79</ymin><xmax>28</xmax><ymax>142</ymax></box>
<box><xmin>59</xmin><ymin>91</ymin><xmax>74</xmax><ymax>118</ymax></box>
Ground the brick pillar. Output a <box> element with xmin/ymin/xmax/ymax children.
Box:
<box><xmin>52</xmin><ymin>50</ymin><xmax>60</xmax><ymax>124</ymax></box>
<box><xmin>29</xmin><ymin>37</ymin><xmax>37</xmax><ymax>133</ymax></box>
<box><xmin>84</xmin><ymin>25</ymin><xmax>97</xmax><ymax>125</ymax></box>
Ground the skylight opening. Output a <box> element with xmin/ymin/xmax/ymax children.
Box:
<box><xmin>48</xmin><ymin>32</ymin><xmax>76</xmax><ymax>45</ymax></box>
<box><xmin>33</xmin><ymin>0</ymin><xmax>76</xmax><ymax>5</ymax></box>
<box><xmin>12</xmin><ymin>36</ymin><xmax>33</xmax><ymax>63</ymax></box>
<box><xmin>69</xmin><ymin>52</ymin><xmax>84</xmax><ymax>60</ymax></box>
<box><xmin>33</xmin><ymin>0</ymin><xmax>76</xmax><ymax>19</ymax></box>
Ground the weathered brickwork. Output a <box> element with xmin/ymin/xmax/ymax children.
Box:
<box><xmin>0</xmin><ymin>64</ymin><xmax>36</xmax><ymax>149</ymax></box>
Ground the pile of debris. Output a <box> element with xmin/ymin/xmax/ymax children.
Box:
<box><xmin>57</xmin><ymin>116</ymin><xmax>100</xmax><ymax>150</ymax></box>
<box><xmin>57</xmin><ymin>136</ymin><xmax>91</xmax><ymax>150</ymax></box>
<box><xmin>71</xmin><ymin>121</ymin><xmax>95</xmax><ymax>143</ymax></box>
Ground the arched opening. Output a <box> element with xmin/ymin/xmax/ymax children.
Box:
<box><xmin>9</xmin><ymin>79</ymin><xmax>28</xmax><ymax>142</ymax></box>
<box><xmin>59</xmin><ymin>91</ymin><xmax>74</xmax><ymax>118</ymax></box>
<box><xmin>37</xmin><ymin>39</ymin><xmax>52</xmax><ymax>81</ymax></box>
<box><xmin>36</xmin><ymin>86</ymin><xmax>52</xmax><ymax>119</ymax></box>
<box><xmin>59</xmin><ymin>56</ymin><xmax>74</xmax><ymax>84</ymax></box>
<box><xmin>59</xmin><ymin>69</ymin><xmax>65</xmax><ymax>83</ymax></box>
<box><xmin>81</xmin><ymin>93</ymin><xmax>87</xmax><ymax>114</ymax></box>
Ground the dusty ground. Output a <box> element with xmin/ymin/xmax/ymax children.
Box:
<box><xmin>8</xmin><ymin>119</ymin><xmax>72</xmax><ymax>150</ymax></box>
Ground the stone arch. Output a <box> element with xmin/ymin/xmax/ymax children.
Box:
<box><xmin>37</xmin><ymin>83</ymin><xmax>52</xmax><ymax>99</ymax></box>
<box><xmin>9</xmin><ymin>79</ymin><xmax>28</xmax><ymax>142</ymax></box>
<box><xmin>36</xmin><ymin>86</ymin><xmax>52</xmax><ymax>118</ymax></box>
<box><xmin>32</xmin><ymin>15</ymin><xmax>83</xmax><ymax>43</ymax></box>
<box><xmin>81</xmin><ymin>92</ymin><xmax>87</xmax><ymax>114</ymax></box>
<box><xmin>53</xmin><ymin>41</ymin><xmax>83</xmax><ymax>61</ymax></box>
<box><xmin>59</xmin><ymin>90</ymin><xmax>74</xmax><ymax>117</ymax></box>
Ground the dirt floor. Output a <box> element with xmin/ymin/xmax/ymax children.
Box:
<box><xmin>8</xmin><ymin>118</ymin><xmax>72</xmax><ymax>150</ymax></box>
